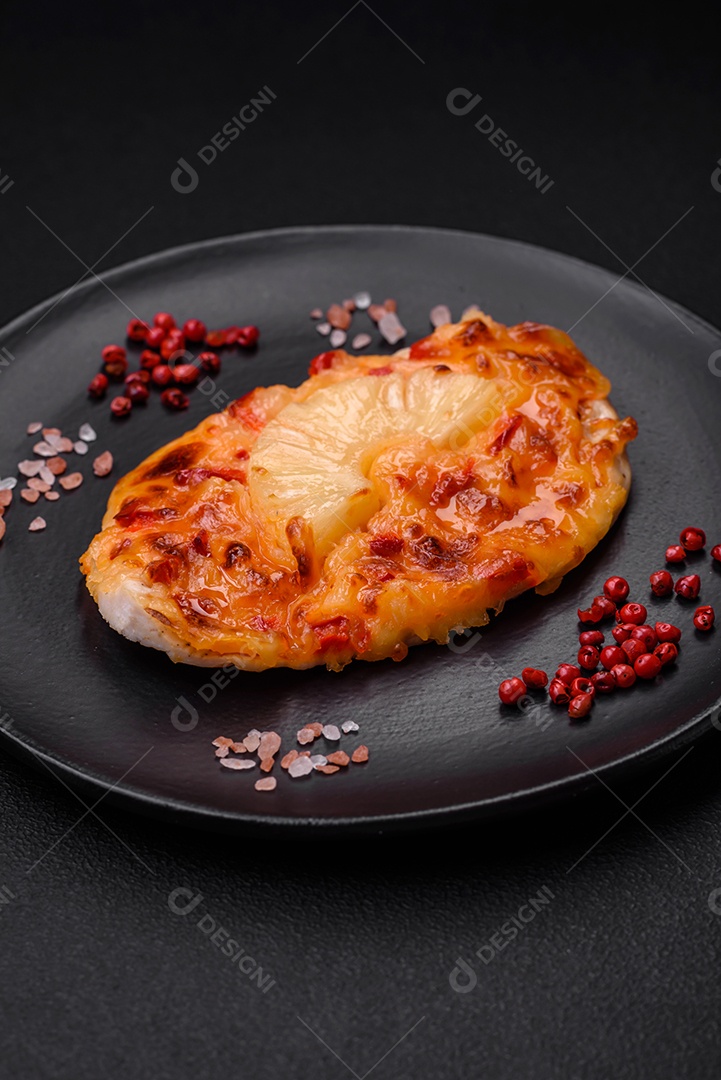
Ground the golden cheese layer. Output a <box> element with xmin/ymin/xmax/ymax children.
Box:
<box><xmin>81</xmin><ymin>312</ymin><xmax>637</xmax><ymax>670</ymax></box>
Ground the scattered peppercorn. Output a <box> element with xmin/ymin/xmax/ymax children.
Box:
<box><xmin>693</xmin><ymin>605</ymin><xmax>715</xmax><ymax>631</ymax></box>
<box><xmin>654</xmin><ymin>642</ymin><xmax>678</xmax><ymax>666</ymax></box>
<box><xmin>183</xmin><ymin>318</ymin><xmax>207</xmax><ymax>343</ymax></box>
<box><xmin>611</xmin><ymin>663</ymin><xmax>636</xmax><ymax>689</ymax></box>
<box><xmin>577</xmin><ymin>645</ymin><xmax>600</xmax><ymax>670</ymax></box>
<box><xmin>521</xmin><ymin>667</ymin><xmax>548</xmax><ymax>690</ymax></box>
<box><xmin>603</xmin><ymin>576</ymin><xmax>630</xmax><ymax>603</ymax></box>
<box><xmin>555</xmin><ymin>663</ymin><xmax>582</xmax><ymax>686</ymax></box>
<box><xmin>649</xmin><ymin>569</ymin><xmax>674</xmax><ymax>597</ymax></box>
<box><xmin>140</xmin><ymin>349</ymin><xmax>161</xmax><ymax>370</ymax></box>
<box><xmin>161</xmin><ymin>388</ymin><xmax>190</xmax><ymax>411</ymax></box>
<box><xmin>591</xmin><ymin>670</ymin><xmax>616</xmax><ymax>694</ymax></box>
<box><xmin>153</xmin><ymin>311</ymin><xmax>176</xmax><ymax>332</ymax></box>
<box><xmin>630</xmin><ymin>625</ymin><xmax>658</xmax><ymax>652</ymax></box>
<box><xmin>151</xmin><ymin>365</ymin><xmax>174</xmax><ymax>388</ymax></box>
<box><xmin>110</xmin><ymin>395</ymin><xmax>132</xmax><ymax>418</ymax></box>
<box><xmin>126</xmin><ymin>318</ymin><xmax>149</xmax><ymax>341</ymax></box>
<box><xmin>600</xmin><ymin>645</ymin><xmax>626</xmax><ymax>670</ymax></box>
<box><xmin>570</xmin><ymin>677</ymin><xmax>595</xmax><ymax>699</ymax></box>
<box><xmin>498</xmin><ymin>677</ymin><xmax>527</xmax><ymax>705</ymax></box>
<box><xmin>679</xmin><ymin>527</ymin><xmax>705</xmax><ymax>551</ymax></box>
<box><xmin>622</xmin><ymin>637</ymin><xmax>646</xmax><ymax>664</ymax></box>
<box><xmin>618</xmin><ymin>602</ymin><xmax>647</xmax><ymax>625</ymax></box>
<box><xmin>655</xmin><ymin>622</ymin><xmax>682</xmax><ymax>643</ymax></box>
<box><xmin>568</xmin><ymin>693</ymin><xmax>593</xmax><ymax>719</ymax></box>
<box><xmin>199</xmin><ymin>351</ymin><xmax>221</xmax><ymax>375</ymax></box>
<box><xmin>548</xmin><ymin>678</ymin><xmax>571</xmax><ymax>705</ymax></box>
<box><xmin>88</xmin><ymin>373</ymin><xmax>109</xmax><ymax>399</ymax></box>
<box><xmin>592</xmin><ymin>595</ymin><xmax>617</xmax><ymax>619</ymax></box>
<box><xmin>236</xmin><ymin>325</ymin><xmax>260</xmax><ymax>348</ymax></box>
<box><xmin>634</xmin><ymin>653</ymin><xmax>662</xmax><ymax>680</ymax></box>
<box><xmin>674</xmin><ymin>574</ymin><xmax>701</xmax><ymax>600</ymax></box>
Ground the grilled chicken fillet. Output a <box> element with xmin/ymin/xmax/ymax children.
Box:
<box><xmin>81</xmin><ymin>311</ymin><xmax>637</xmax><ymax>670</ymax></box>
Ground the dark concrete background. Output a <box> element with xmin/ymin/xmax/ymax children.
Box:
<box><xmin>1</xmin><ymin>3</ymin><xmax>720</xmax><ymax>1076</ymax></box>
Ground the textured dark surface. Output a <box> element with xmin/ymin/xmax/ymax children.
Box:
<box><xmin>0</xmin><ymin>227</ymin><xmax>720</xmax><ymax>835</ymax></box>
<box><xmin>1</xmin><ymin>2</ymin><xmax>721</xmax><ymax>1077</ymax></box>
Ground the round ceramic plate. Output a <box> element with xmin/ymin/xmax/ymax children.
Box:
<box><xmin>1</xmin><ymin>226</ymin><xmax>720</xmax><ymax>833</ymax></box>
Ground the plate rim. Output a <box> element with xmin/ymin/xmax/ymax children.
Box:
<box><xmin>2</xmin><ymin>222</ymin><xmax>719</xmax><ymax>344</ymax></box>
<box><xmin>1</xmin><ymin>223</ymin><xmax>720</xmax><ymax>833</ymax></box>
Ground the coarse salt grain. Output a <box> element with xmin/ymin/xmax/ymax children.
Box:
<box><xmin>28</xmin><ymin>517</ymin><xmax>46</xmax><ymax>532</ymax></box>
<box><xmin>354</xmin><ymin>291</ymin><xmax>371</xmax><ymax>310</ymax></box>
<box><xmin>46</xmin><ymin>457</ymin><xmax>67</xmax><ymax>476</ymax></box>
<box><xmin>368</xmin><ymin>304</ymin><xmax>386</xmax><ymax>324</ymax></box>
<box><xmin>215</xmin><ymin>746</ymin><xmax>229</xmax><ymax>758</ymax></box>
<box><xmin>281</xmin><ymin>750</ymin><xmax>299</xmax><ymax>769</ymax></box>
<box><xmin>44</xmin><ymin>491</ymin><xmax>60</xmax><ymax>501</ymax></box>
<box><xmin>243</xmin><ymin>731</ymin><xmax>261</xmax><ymax>753</ymax></box>
<box><xmin>378</xmin><ymin>312</ymin><xmax>406</xmax><ymax>345</ymax></box>
<box><xmin>255</xmin><ymin>777</ymin><xmax>277</xmax><ymax>792</ymax></box>
<box><xmin>27</xmin><ymin>478</ymin><xmax>50</xmax><ymax>493</ymax></box>
<box><xmin>42</xmin><ymin>428</ymin><xmax>61</xmax><ymax>439</ymax></box>
<box><xmin>310</xmin><ymin>308</ymin><xmax>323</xmax><ymax>320</ymax></box>
<box><xmin>212</xmin><ymin>736</ymin><xmax>234</xmax><ymax>747</ymax></box>
<box><xmin>32</xmin><ymin>438</ymin><xmax>56</xmax><ymax>455</ymax></box>
<box><xmin>430</xmin><ymin>304</ymin><xmax>452</xmax><ymax>328</ymax></box>
<box><xmin>229</xmin><ymin>741</ymin><xmax>247</xmax><ymax>754</ymax></box>
<box><xmin>21</xmin><ymin>489</ymin><xmax>40</xmax><ymax>504</ymax></box>
<box><xmin>322</xmin><ymin>724</ymin><xmax>341</xmax><ymax>741</ymax></box>
<box><xmin>327</xmin><ymin>305</ymin><xmax>352</xmax><ymax>331</ymax></box>
<box><xmin>329</xmin><ymin>329</ymin><xmax>347</xmax><ymax>348</ymax></box>
<box><xmin>18</xmin><ymin>461</ymin><xmax>42</xmax><ymax>478</ymax></box>
<box><xmin>38</xmin><ymin>466</ymin><xmax>55</xmax><ymax>486</ymax></box>
<box><xmin>93</xmin><ymin>452</ymin><xmax>113</xmax><ymax>477</ymax></box>
<box><xmin>288</xmin><ymin>757</ymin><xmax>314</xmax><ymax>778</ymax></box>
<box><xmin>316</xmin><ymin>322</ymin><xmax>331</xmax><ymax>337</ymax></box>
<box><xmin>316</xmin><ymin>764</ymin><xmax>340</xmax><ymax>775</ymax></box>
<box><xmin>79</xmin><ymin>423</ymin><xmax>97</xmax><ymax>442</ymax></box>
<box><xmin>220</xmin><ymin>757</ymin><xmax>256</xmax><ymax>770</ymax></box>
<box><xmin>351</xmin><ymin>745</ymin><xmax>369</xmax><ymax>763</ymax></box>
<box><xmin>352</xmin><ymin>333</ymin><xmax>372</xmax><ymax>350</ymax></box>
<box><xmin>27</xmin><ymin>422</ymin><xmax>43</xmax><ymax>435</ymax></box>
<box><xmin>74</xmin><ymin>441</ymin><xmax>89</xmax><ymax>456</ymax></box>
<box><xmin>59</xmin><ymin>472</ymin><xmax>83</xmax><ymax>491</ymax></box>
<box><xmin>56</xmin><ymin>438</ymin><xmax>74</xmax><ymax>454</ymax></box>
<box><xmin>0</xmin><ymin>477</ymin><xmax>17</xmax><ymax>490</ymax></box>
<box><xmin>258</xmin><ymin>731</ymin><xmax>281</xmax><ymax>759</ymax></box>
<box><xmin>341</xmin><ymin>720</ymin><xmax>359</xmax><ymax>734</ymax></box>
<box><xmin>308</xmin><ymin>722</ymin><xmax>323</xmax><ymax>737</ymax></box>
<box><xmin>309</xmin><ymin>754</ymin><xmax>327</xmax><ymax>767</ymax></box>
<box><xmin>326</xmin><ymin>751</ymin><xmax>350</xmax><ymax>767</ymax></box>
<box><xmin>297</xmin><ymin>728</ymin><xmax>316</xmax><ymax>745</ymax></box>
<box><xmin>0</xmin><ymin>490</ymin><xmax>12</xmax><ymax>508</ymax></box>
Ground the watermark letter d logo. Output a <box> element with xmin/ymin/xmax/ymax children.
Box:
<box><xmin>171</xmin><ymin>695</ymin><xmax>200</xmax><ymax>731</ymax></box>
<box><xmin>171</xmin><ymin>157</ymin><xmax>200</xmax><ymax>194</ymax></box>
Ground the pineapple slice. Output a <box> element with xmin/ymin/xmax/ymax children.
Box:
<box><xmin>249</xmin><ymin>368</ymin><xmax>504</xmax><ymax>561</ymax></box>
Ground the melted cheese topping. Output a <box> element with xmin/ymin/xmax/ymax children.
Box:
<box><xmin>81</xmin><ymin>311</ymin><xmax>637</xmax><ymax>670</ymax></box>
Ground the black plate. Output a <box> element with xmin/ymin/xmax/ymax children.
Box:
<box><xmin>1</xmin><ymin>226</ymin><xmax>720</xmax><ymax>833</ymax></box>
